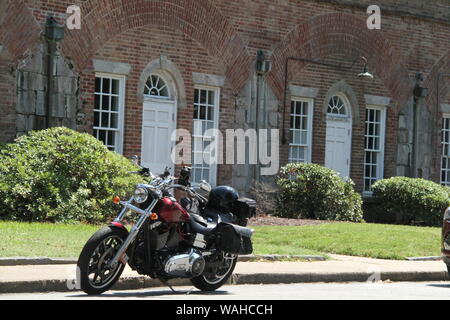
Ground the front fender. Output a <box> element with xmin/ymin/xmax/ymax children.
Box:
<box><xmin>109</xmin><ymin>222</ymin><xmax>129</xmax><ymax>235</ymax></box>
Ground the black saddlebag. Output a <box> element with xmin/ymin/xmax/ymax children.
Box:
<box><xmin>214</xmin><ymin>223</ymin><xmax>254</xmax><ymax>255</ymax></box>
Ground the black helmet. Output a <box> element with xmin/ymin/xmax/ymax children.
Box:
<box><xmin>206</xmin><ymin>186</ymin><xmax>239</xmax><ymax>212</ymax></box>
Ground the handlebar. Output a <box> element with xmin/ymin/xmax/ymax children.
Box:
<box><xmin>129</xmin><ymin>165</ymin><xmax>206</xmax><ymax>202</ymax></box>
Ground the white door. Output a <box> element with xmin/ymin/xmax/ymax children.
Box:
<box><xmin>141</xmin><ymin>99</ymin><xmax>176</xmax><ymax>175</ymax></box>
<box><xmin>325</xmin><ymin>118</ymin><xmax>352</xmax><ymax>178</ymax></box>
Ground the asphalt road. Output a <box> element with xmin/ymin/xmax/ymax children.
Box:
<box><xmin>1</xmin><ymin>282</ymin><xmax>450</xmax><ymax>300</ymax></box>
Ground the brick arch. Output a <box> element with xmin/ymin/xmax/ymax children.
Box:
<box><xmin>0</xmin><ymin>0</ymin><xmax>41</xmax><ymax>62</ymax></box>
<box><xmin>424</xmin><ymin>50</ymin><xmax>450</xmax><ymax>112</ymax></box>
<box><xmin>62</xmin><ymin>0</ymin><xmax>252</xmax><ymax>94</ymax></box>
<box><xmin>422</xmin><ymin>50</ymin><xmax>450</xmax><ymax>179</ymax></box>
<box><xmin>268</xmin><ymin>13</ymin><xmax>412</xmax><ymax>112</ymax></box>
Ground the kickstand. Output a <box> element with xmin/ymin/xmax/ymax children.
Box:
<box><xmin>159</xmin><ymin>278</ymin><xmax>177</xmax><ymax>294</ymax></box>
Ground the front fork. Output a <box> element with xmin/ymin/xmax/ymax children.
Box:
<box><xmin>108</xmin><ymin>198</ymin><xmax>159</xmax><ymax>269</ymax></box>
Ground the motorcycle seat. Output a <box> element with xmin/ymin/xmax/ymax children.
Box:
<box><xmin>203</xmin><ymin>208</ymin><xmax>234</xmax><ymax>224</ymax></box>
<box><xmin>189</xmin><ymin>214</ymin><xmax>216</xmax><ymax>235</ymax></box>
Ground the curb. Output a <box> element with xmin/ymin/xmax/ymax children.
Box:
<box><xmin>0</xmin><ymin>257</ymin><xmax>78</xmax><ymax>266</ymax></box>
<box><xmin>405</xmin><ymin>256</ymin><xmax>442</xmax><ymax>261</ymax></box>
<box><xmin>0</xmin><ymin>270</ymin><xmax>448</xmax><ymax>294</ymax></box>
<box><xmin>0</xmin><ymin>255</ymin><xmax>326</xmax><ymax>266</ymax></box>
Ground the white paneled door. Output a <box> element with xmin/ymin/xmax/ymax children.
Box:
<box><xmin>325</xmin><ymin>119</ymin><xmax>352</xmax><ymax>178</ymax></box>
<box><xmin>141</xmin><ymin>99</ymin><xmax>176</xmax><ymax>175</ymax></box>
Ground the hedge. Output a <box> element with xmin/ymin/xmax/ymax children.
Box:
<box><xmin>0</xmin><ymin>127</ymin><xmax>142</xmax><ymax>224</ymax></box>
<box><xmin>371</xmin><ymin>177</ymin><xmax>450</xmax><ymax>226</ymax></box>
<box><xmin>276</xmin><ymin>163</ymin><xmax>363</xmax><ymax>222</ymax></box>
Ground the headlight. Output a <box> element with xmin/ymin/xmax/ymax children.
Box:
<box><xmin>133</xmin><ymin>187</ymin><xmax>149</xmax><ymax>204</ymax></box>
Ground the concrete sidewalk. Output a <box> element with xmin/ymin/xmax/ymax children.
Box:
<box><xmin>0</xmin><ymin>254</ymin><xmax>448</xmax><ymax>294</ymax></box>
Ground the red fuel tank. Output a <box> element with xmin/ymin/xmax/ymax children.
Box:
<box><xmin>156</xmin><ymin>197</ymin><xmax>190</xmax><ymax>223</ymax></box>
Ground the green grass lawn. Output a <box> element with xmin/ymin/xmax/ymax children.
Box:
<box><xmin>0</xmin><ymin>221</ymin><xmax>442</xmax><ymax>260</ymax></box>
<box><xmin>0</xmin><ymin>222</ymin><xmax>98</xmax><ymax>258</ymax></box>
<box><xmin>252</xmin><ymin>223</ymin><xmax>442</xmax><ymax>260</ymax></box>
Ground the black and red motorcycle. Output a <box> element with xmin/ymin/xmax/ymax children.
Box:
<box><xmin>77</xmin><ymin>166</ymin><xmax>256</xmax><ymax>295</ymax></box>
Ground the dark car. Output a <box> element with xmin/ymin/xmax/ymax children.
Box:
<box><xmin>442</xmin><ymin>208</ymin><xmax>450</xmax><ymax>273</ymax></box>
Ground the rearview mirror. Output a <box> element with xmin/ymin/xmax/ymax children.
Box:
<box><xmin>130</xmin><ymin>155</ymin><xmax>139</xmax><ymax>166</ymax></box>
<box><xmin>199</xmin><ymin>180</ymin><xmax>212</xmax><ymax>193</ymax></box>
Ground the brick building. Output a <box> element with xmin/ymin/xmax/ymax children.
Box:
<box><xmin>0</xmin><ymin>0</ymin><xmax>449</xmax><ymax>196</ymax></box>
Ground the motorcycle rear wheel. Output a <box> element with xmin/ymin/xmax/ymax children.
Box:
<box><xmin>190</xmin><ymin>253</ymin><xmax>237</xmax><ymax>292</ymax></box>
<box><xmin>77</xmin><ymin>227</ymin><xmax>128</xmax><ymax>295</ymax></box>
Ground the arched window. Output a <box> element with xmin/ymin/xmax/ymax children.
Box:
<box><xmin>327</xmin><ymin>95</ymin><xmax>348</xmax><ymax>116</ymax></box>
<box><xmin>144</xmin><ymin>74</ymin><xmax>169</xmax><ymax>98</ymax></box>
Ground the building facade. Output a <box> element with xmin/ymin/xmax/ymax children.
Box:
<box><xmin>0</xmin><ymin>0</ymin><xmax>449</xmax><ymax>196</ymax></box>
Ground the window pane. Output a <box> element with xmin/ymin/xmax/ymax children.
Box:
<box><xmin>102</xmin><ymin>96</ymin><xmax>110</xmax><ymax>111</ymax></box>
<box><xmin>111</xmin><ymin>80</ymin><xmax>119</xmax><ymax>95</ymax></box>
<box><xmin>102</xmin><ymin>78</ymin><xmax>110</xmax><ymax>94</ymax></box>
<box><xmin>101</xmin><ymin>112</ymin><xmax>109</xmax><ymax>128</ymax></box>
<box><xmin>95</xmin><ymin>78</ymin><xmax>101</xmax><ymax>93</ymax></box>
<box><xmin>94</xmin><ymin>111</ymin><xmax>100</xmax><ymax>127</ymax></box>
<box><xmin>200</xmin><ymin>90</ymin><xmax>207</xmax><ymax>104</ymax></box>
<box><xmin>208</xmin><ymin>107</ymin><xmax>214</xmax><ymax>121</ymax></box>
<box><xmin>301</xmin><ymin>131</ymin><xmax>307</xmax><ymax>145</ymax></box>
<box><xmin>108</xmin><ymin>131</ymin><xmax>116</xmax><ymax>147</ymax></box>
<box><xmin>95</xmin><ymin>94</ymin><xmax>100</xmax><ymax>109</ymax></box>
<box><xmin>208</xmin><ymin>91</ymin><xmax>215</xmax><ymax>105</ymax></box>
<box><xmin>301</xmin><ymin>116</ymin><xmax>307</xmax><ymax>130</ymax></box>
<box><xmin>98</xmin><ymin>130</ymin><xmax>106</xmax><ymax>144</ymax></box>
<box><xmin>200</xmin><ymin>106</ymin><xmax>206</xmax><ymax>120</ymax></box>
<box><xmin>194</xmin><ymin>105</ymin><xmax>199</xmax><ymax>119</ymax></box>
<box><xmin>111</xmin><ymin>96</ymin><xmax>119</xmax><ymax>112</ymax></box>
<box><xmin>110</xmin><ymin>113</ymin><xmax>119</xmax><ymax>129</ymax></box>
<box><xmin>302</xmin><ymin>102</ymin><xmax>308</xmax><ymax>115</ymax></box>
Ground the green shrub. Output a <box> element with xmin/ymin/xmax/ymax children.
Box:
<box><xmin>0</xmin><ymin>127</ymin><xmax>142</xmax><ymax>224</ymax></box>
<box><xmin>372</xmin><ymin>177</ymin><xmax>450</xmax><ymax>226</ymax></box>
<box><xmin>276</xmin><ymin>163</ymin><xmax>363</xmax><ymax>222</ymax></box>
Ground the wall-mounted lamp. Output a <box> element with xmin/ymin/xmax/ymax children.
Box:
<box><xmin>45</xmin><ymin>16</ymin><xmax>65</xmax><ymax>42</ymax></box>
<box><xmin>357</xmin><ymin>56</ymin><xmax>374</xmax><ymax>79</ymax></box>
<box><xmin>413</xmin><ymin>72</ymin><xmax>428</xmax><ymax>102</ymax></box>
<box><xmin>256</xmin><ymin>50</ymin><xmax>272</xmax><ymax>76</ymax></box>
<box><xmin>413</xmin><ymin>85</ymin><xmax>429</xmax><ymax>102</ymax></box>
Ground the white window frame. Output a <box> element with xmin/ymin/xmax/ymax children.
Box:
<box><xmin>93</xmin><ymin>73</ymin><xmax>126</xmax><ymax>154</ymax></box>
<box><xmin>289</xmin><ymin>97</ymin><xmax>314</xmax><ymax>163</ymax></box>
<box><xmin>363</xmin><ymin>105</ymin><xmax>387</xmax><ymax>195</ymax></box>
<box><xmin>143</xmin><ymin>74</ymin><xmax>172</xmax><ymax>100</ymax></box>
<box><xmin>191</xmin><ymin>85</ymin><xmax>221</xmax><ymax>186</ymax></box>
<box><xmin>327</xmin><ymin>94</ymin><xmax>349</xmax><ymax>119</ymax></box>
<box><xmin>441</xmin><ymin>114</ymin><xmax>450</xmax><ymax>186</ymax></box>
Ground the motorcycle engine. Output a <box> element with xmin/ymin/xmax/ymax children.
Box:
<box><xmin>163</xmin><ymin>249</ymin><xmax>206</xmax><ymax>278</ymax></box>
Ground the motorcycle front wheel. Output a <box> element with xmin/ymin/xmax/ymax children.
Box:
<box><xmin>77</xmin><ymin>227</ymin><xmax>128</xmax><ymax>295</ymax></box>
<box><xmin>190</xmin><ymin>252</ymin><xmax>237</xmax><ymax>292</ymax></box>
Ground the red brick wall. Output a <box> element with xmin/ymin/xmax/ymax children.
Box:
<box><xmin>85</xmin><ymin>25</ymin><xmax>235</xmax><ymax>185</ymax></box>
<box><xmin>1</xmin><ymin>0</ymin><xmax>449</xmax><ymax>190</ymax></box>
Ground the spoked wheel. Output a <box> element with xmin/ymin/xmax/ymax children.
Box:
<box><xmin>191</xmin><ymin>252</ymin><xmax>237</xmax><ymax>292</ymax></box>
<box><xmin>77</xmin><ymin>227</ymin><xmax>128</xmax><ymax>295</ymax></box>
